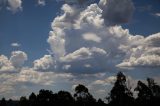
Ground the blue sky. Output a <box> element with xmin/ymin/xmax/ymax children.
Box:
<box><xmin>0</xmin><ymin>0</ymin><xmax>63</xmax><ymax>65</ymax></box>
<box><xmin>123</xmin><ymin>0</ymin><xmax>160</xmax><ymax>35</ymax></box>
<box><xmin>0</xmin><ymin>0</ymin><xmax>160</xmax><ymax>100</ymax></box>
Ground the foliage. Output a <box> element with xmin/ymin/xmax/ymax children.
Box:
<box><xmin>0</xmin><ymin>72</ymin><xmax>160</xmax><ymax>106</ymax></box>
<box><xmin>107</xmin><ymin>72</ymin><xmax>134</xmax><ymax>106</ymax></box>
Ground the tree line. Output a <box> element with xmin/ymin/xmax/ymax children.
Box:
<box><xmin>1</xmin><ymin>72</ymin><xmax>160</xmax><ymax>106</ymax></box>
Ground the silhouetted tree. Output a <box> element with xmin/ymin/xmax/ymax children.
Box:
<box><xmin>36</xmin><ymin>89</ymin><xmax>53</xmax><ymax>106</ymax></box>
<box><xmin>74</xmin><ymin>84</ymin><xmax>96</xmax><ymax>106</ymax></box>
<box><xmin>147</xmin><ymin>78</ymin><xmax>160</xmax><ymax>97</ymax></box>
<box><xmin>135</xmin><ymin>80</ymin><xmax>153</xmax><ymax>106</ymax></box>
<box><xmin>107</xmin><ymin>72</ymin><xmax>134</xmax><ymax>106</ymax></box>
<box><xmin>56</xmin><ymin>90</ymin><xmax>74</xmax><ymax>106</ymax></box>
<box><xmin>19</xmin><ymin>96</ymin><xmax>28</xmax><ymax>106</ymax></box>
<box><xmin>97</xmin><ymin>99</ymin><xmax>106</xmax><ymax>106</ymax></box>
<box><xmin>147</xmin><ymin>78</ymin><xmax>160</xmax><ymax>105</ymax></box>
<box><xmin>29</xmin><ymin>92</ymin><xmax>37</xmax><ymax>106</ymax></box>
<box><xmin>0</xmin><ymin>98</ymin><xmax>7</xmax><ymax>106</ymax></box>
<box><xmin>1</xmin><ymin>72</ymin><xmax>160</xmax><ymax>106</ymax></box>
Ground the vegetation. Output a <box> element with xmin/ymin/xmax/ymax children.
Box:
<box><xmin>1</xmin><ymin>72</ymin><xmax>160</xmax><ymax>106</ymax></box>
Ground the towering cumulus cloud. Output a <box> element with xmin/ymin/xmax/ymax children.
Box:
<box><xmin>34</xmin><ymin>0</ymin><xmax>160</xmax><ymax>73</ymax></box>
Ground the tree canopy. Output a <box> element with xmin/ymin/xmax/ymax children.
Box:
<box><xmin>0</xmin><ymin>72</ymin><xmax>160</xmax><ymax>106</ymax></box>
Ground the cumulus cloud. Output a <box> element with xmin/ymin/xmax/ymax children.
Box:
<box><xmin>1</xmin><ymin>0</ymin><xmax>160</xmax><ymax>100</ymax></box>
<box><xmin>0</xmin><ymin>0</ymin><xmax>22</xmax><ymax>13</ymax></box>
<box><xmin>117</xmin><ymin>33</ymin><xmax>160</xmax><ymax>67</ymax></box>
<box><xmin>0</xmin><ymin>50</ymin><xmax>27</xmax><ymax>72</ymax></box>
<box><xmin>10</xmin><ymin>51</ymin><xmax>27</xmax><ymax>68</ymax></box>
<box><xmin>7</xmin><ymin>0</ymin><xmax>22</xmax><ymax>13</ymax></box>
<box><xmin>117</xmin><ymin>55</ymin><xmax>160</xmax><ymax>67</ymax></box>
<box><xmin>145</xmin><ymin>33</ymin><xmax>160</xmax><ymax>47</ymax></box>
<box><xmin>47</xmin><ymin>2</ymin><xmax>131</xmax><ymax>73</ymax></box>
<box><xmin>33</xmin><ymin>55</ymin><xmax>55</xmax><ymax>71</ymax></box>
<box><xmin>0</xmin><ymin>55</ymin><xmax>14</xmax><ymax>72</ymax></box>
<box><xmin>45</xmin><ymin>0</ymin><xmax>160</xmax><ymax>73</ymax></box>
<box><xmin>60</xmin><ymin>47</ymin><xmax>107</xmax><ymax>62</ymax></box>
<box><xmin>11</xmin><ymin>42</ymin><xmax>21</xmax><ymax>47</ymax></box>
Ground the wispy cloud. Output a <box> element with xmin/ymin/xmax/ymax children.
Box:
<box><xmin>37</xmin><ymin>0</ymin><xmax>46</xmax><ymax>6</ymax></box>
<box><xmin>11</xmin><ymin>42</ymin><xmax>21</xmax><ymax>47</ymax></box>
<box><xmin>154</xmin><ymin>13</ymin><xmax>160</xmax><ymax>17</ymax></box>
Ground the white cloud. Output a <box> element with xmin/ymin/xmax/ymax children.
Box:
<box><xmin>84</xmin><ymin>64</ymin><xmax>91</xmax><ymax>68</ymax></box>
<box><xmin>17</xmin><ymin>68</ymin><xmax>73</xmax><ymax>85</ymax></box>
<box><xmin>47</xmin><ymin>3</ymin><xmax>117</xmax><ymax>72</ymax></box>
<box><xmin>62</xmin><ymin>64</ymin><xmax>71</xmax><ymax>70</ymax></box>
<box><xmin>7</xmin><ymin>0</ymin><xmax>22</xmax><ymax>13</ymax></box>
<box><xmin>0</xmin><ymin>55</ymin><xmax>14</xmax><ymax>72</ymax></box>
<box><xmin>45</xmin><ymin>1</ymin><xmax>160</xmax><ymax>73</ymax></box>
<box><xmin>1</xmin><ymin>0</ymin><xmax>160</xmax><ymax>100</ymax></box>
<box><xmin>0</xmin><ymin>51</ymin><xmax>27</xmax><ymax>72</ymax></box>
<box><xmin>37</xmin><ymin>0</ymin><xmax>45</xmax><ymax>6</ymax></box>
<box><xmin>145</xmin><ymin>33</ymin><xmax>160</xmax><ymax>47</ymax></box>
<box><xmin>0</xmin><ymin>50</ymin><xmax>27</xmax><ymax>75</ymax></box>
<box><xmin>154</xmin><ymin>13</ymin><xmax>160</xmax><ymax>17</ymax></box>
<box><xmin>33</xmin><ymin>55</ymin><xmax>55</xmax><ymax>71</ymax></box>
<box><xmin>82</xmin><ymin>32</ymin><xmax>102</xmax><ymax>43</ymax></box>
<box><xmin>92</xmin><ymin>76</ymin><xmax>116</xmax><ymax>86</ymax></box>
<box><xmin>61</xmin><ymin>47</ymin><xmax>107</xmax><ymax>62</ymax></box>
<box><xmin>117</xmin><ymin>33</ymin><xmax>160</xmax><ymax>67</ymax></box>
<box><xmin>48</xmin><ymin>31</ymin><xmax>66</xmax><ymax>60</ymax></box>
<box><xmin>0</xmin><ymin>67</ymin><xmax>74</xmax><ymax>99</ymax></box>
<box><xmin>10</xmin><ymin>51</ymin><xmax>27</xmax><ymax>68</ymax></box>
<box><xmin>11</xmin><ymin>42</ymin><xmax>21</xmax><ymax>47</ymax></box>
<box><xmin>117</xmin><ymin>55</ymin><xmax>160</xmax><ymax>67</ymax></box>
<box><xmin>48</xmin><ymin>4</ymin><xmax>125</xmax><ymax>71</ymax></box>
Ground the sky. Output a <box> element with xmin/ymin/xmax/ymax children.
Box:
<box><xmin>0</xmin><ymin>0</ymin><xmax>160</xmax><ymax>100</ymax></box>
